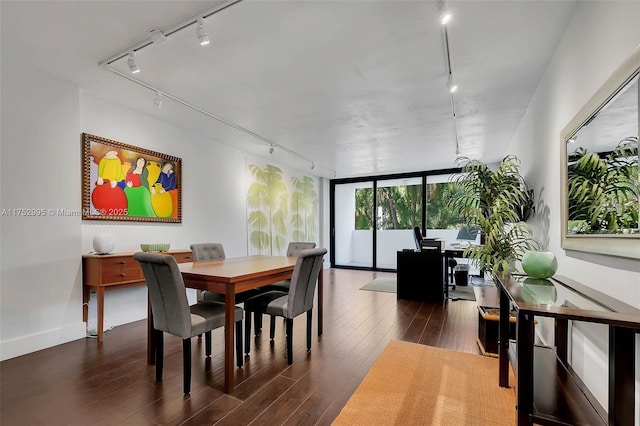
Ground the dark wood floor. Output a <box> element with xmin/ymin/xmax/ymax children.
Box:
<box><xmin>0</xmin><ymin>269</ymin><xmax>482</xmax><ymax>426</ymax></box>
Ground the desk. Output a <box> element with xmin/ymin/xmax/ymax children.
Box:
<box><xmin>82</xmin><ymin>250</ymin><xmax>192</xmax><ymax>342</ymax></box>
<box><xmin>396</xmin><ymin>250</ymin><xmax>444</xmax><ymax>302</ymax></box>
<box><xmin>147</xmin><ymin>255</ymin><xmax>324</xmax><ymax>394</ymax></box>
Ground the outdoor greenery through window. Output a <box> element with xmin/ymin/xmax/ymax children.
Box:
<box><xmin>354</xmin><ymin>180</ymin><xmax>465</xmax><ymax>231</ymax></box>
<box><xmin>426</xmin><ymin>182</ymin><xmax>466</xmax><ymax>230</ymax></box>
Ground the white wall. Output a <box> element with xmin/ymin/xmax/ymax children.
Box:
<box><xmin>507</xmin><ymin>1</ymin><xmax>640</xmax><ymax>419</ymax></box>
<box><xmin>78</xmin><ymin>94</ymin><xmax>252</xmax><ymax>331</ymax></box>
<box><xmin>0</xmin><ymin>58</ymin><xmax>272</xmax><ymax>360</ymax></box>
<box><xmin>0</xmin><ymin>56</ymin><xmax>329</xmax><ymax>360</ymax></box>
<box><xmin>1</xmin><ymin>57</ymin><xmax>85</xmax><ymax>359</ymax></box>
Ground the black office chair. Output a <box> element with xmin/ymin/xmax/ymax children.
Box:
<box><xmin>448</xmin><ymin>258</ymin><xmax>458</xmax><ymax>286</ymax></box>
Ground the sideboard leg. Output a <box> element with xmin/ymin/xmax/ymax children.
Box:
<box><xmin>516</xmin><ymin>312</ymin><xmax>534</xmax><ymax>426</ymax></box>
<box><xmin>498</xmin><ymin>288</ymin><xmax>510</xmax><ymax>388</ymax></box>
<box><xmin>609</xmin><ymin>326</ymin><xmax>635</xmax><ymax>426</ymax></box>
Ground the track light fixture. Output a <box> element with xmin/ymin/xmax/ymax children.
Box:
<box><xmin>311</xmin><ymin>162</ymin><xmax>315</xmax><ymax>170</ymax></box>
<box><xmin>438</xmin><ymin>0</ymin><xmax>453</xmax><ymax>25</ymax></box>
<box><xmin>154</xmin><ymin>91</ymin><xmax>162</xmax><ymax>109</ymax></box>
<box><xmin>127</xmin><ymin>52</ymin><xmax>140</xmax><ymax>74</ymax></box>
<box><xmin>447</xmin><ymin>75</ymin><xmax>458</xmax><ymax>93</ymax></box>
<box><xmin>196</xmin><ymin>18</ymin><xmax>210</xmax><ymax>46</ymax></box>
<box><xmin>99</xmin><ymin>0</ymin><xmax>337</xmax><ymax>177</ymax></box>
<box><xmin>440</xmin><ymin>9</ymin><xmax>453</xmax><ymax>25</ymax></box>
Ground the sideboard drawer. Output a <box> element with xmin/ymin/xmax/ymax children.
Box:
<box><xmin>83</xmin><ymin>249</ymin><xmax>192</xmax><ymax>287</ymax></box>
<box><xmin>101</xmin><ymin>256</ymin><xmax>139</xmax><ymax>270</ymax></box>
<box><xmin>173</xmin><ymin>252</ymin><xmax>193</xmax><ymax>263</ymax></box>
<box><xmin>101</xmin><ymin>267</ymin><xmax>144</xmax><ymax>284</ymax></box>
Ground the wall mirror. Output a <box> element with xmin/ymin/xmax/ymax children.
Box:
<box><xmin>561</xmin><ymin>47</ymin><xmax>639</xmax><ymax>259</ymax></box>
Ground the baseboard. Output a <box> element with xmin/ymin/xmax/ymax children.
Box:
<box><xmin>0</xmin><ymin>322</ymin><xmax>87</xmax><ymax>361</ymax></box>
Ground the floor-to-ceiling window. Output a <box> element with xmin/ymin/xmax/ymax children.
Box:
<box><xmin>333</xmin><ymin>181</ymin><xmax>374</xmax><ymax>268</ymax></box>
<box><xmin>375</xmin><ymin>177</ymin><xmax>423</xmax><ymax>269</ymax></box>
<box><xmin>330</xmin><ymin>168</ymin><xmax>461</xmax><ymax>271</ymax></box>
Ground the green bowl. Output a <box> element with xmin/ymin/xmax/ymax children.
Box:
<box><xmin>140</xmin><ymin>243</ymin><xmax>170</xmax><ymax>252</ymax></box>
<box><xmin>522</xmin><ymin>251</ymin><xmax>557</xmax><ymax>278</ymax></box>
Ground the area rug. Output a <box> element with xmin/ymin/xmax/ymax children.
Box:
<box><xmin>448</xmin><ymin>285</ymin><xmax>476</xmax><ymax>301</ymax></box>
<box><xmin>359</xmin><ymin>277</ymin><xmax>397</xmax><ymax>293</ymax></box>
<box><xmin>333</xmin><ymin>340</ymin><xmax>515</xmax><ymax>425</ymax></box>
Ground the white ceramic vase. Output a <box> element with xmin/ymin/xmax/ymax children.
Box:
<box><xmin>93</xmin><ymin>232</ymin><xmax>115</xmax><ymax>254</ymax></box>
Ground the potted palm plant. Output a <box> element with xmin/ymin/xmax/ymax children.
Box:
<box><xmin>447</xmin><ymin>155</ymin><xmax>539</xmax><ymax>276</ymax></box>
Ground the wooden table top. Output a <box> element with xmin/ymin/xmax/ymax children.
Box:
<box><xmin>178</xmin><ymin>255</ymin><xmax>297</xmax><ymax>283</ymax></box>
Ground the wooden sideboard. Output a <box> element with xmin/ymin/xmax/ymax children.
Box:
<box><xmin>82</xmin><ymin>250</ymin><xmax>192</xmax><ymax>342</ymax></box>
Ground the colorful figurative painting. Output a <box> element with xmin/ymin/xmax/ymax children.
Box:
<box><xmin>247</xmin><ymin>162</ymin><xmax>318</xmax><ymax>255</ymax></box>
<box><xmin>82</xmin><ymin>133</ymin><xmax>181</xmax><ymax>222</ymax></box>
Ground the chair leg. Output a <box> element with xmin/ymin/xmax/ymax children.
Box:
<box><xmin>155</xmin><ymin>329</ymin><xmax>164</xmax><ymax>381</ymax></box>
<box><xmin>183</xmin><ymin>338</ymin><xmax>191</xmax><ymax>395</ymax></box>
<box><xmin>235</xmin><ymin>320</ymin><xmax>243</xmax><ymax>368</ymax></box>
<box><xmin>269</xmin><ymin>315</ymin><xmax>276</xmax><ymax>340</ymax></box>
<box><xmin>244</xmin><ymin>312</ymin><xmax>251</xmax><ymax>354</ymax></box>
<box><xmin>306</xmin><ymin>309</ymin><xmax>313</xmax><ymax>351</ymax></box>
<box><xmin>205</xmin><ymin>331</ymin><xmax>212</xmax><ymax>357</ymax></box>
<box><xmin>255</xmin><ymin>312</ymin><xmax>262</xmax><ymax>336</ymax></box>
<box><xmin>286</xmin><ymin>318</ymin><xmax>294</xmax><ymax>365</ymax></box>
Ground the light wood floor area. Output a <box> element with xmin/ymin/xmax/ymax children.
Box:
<box><xmin>0</xmin><ymin>269</ymin><xmax>482</xmax><ymax>426</ymax></box>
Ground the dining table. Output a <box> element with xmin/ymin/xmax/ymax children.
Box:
<box><xmin>146</xmin><ymin>255</ymin><xmax>324</xmax><ymax>393</ymax></box>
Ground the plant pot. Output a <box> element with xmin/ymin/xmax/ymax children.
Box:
<box><xmin>521</xmin><ymin>251</ymin><xmax>557</xmax><ymax>279</ymax></box>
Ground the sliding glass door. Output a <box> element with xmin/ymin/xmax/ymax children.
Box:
<box><xmin>333</xmin><ymin>181</ymin><xmax>374</xmax><ymax>268</ymax></box>
<box><xmin>376</xmin><ymin>177</ymin><xmax>423</xmax><ymax>269</ymax></box>
<box><xmin>331</xmin><ymin>168</ymin><xmax>462</xmax><ymax>271</ymax></box>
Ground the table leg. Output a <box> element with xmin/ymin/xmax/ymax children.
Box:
<box><xmin>318</xmin><ymin>267</ymin><xmax>324</xmax><ymax>336</ymax></box>
<box><xmin>97</xmin><ymin>287</ymin><xmax>105</xmax><ymax>343</ymax></box>
<box><xmin>224</xmin><ymin>287</ymin><xmax>236</xmax><ymax>393</ymax></box>
<box><xmin>82</xmin><ymin>285</ymin><xmax>90</xmax><ymax>322</ymax></box>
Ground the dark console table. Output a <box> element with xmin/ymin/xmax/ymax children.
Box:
<box><xmin>396</xmin><ymin>250</ymin><xmax>444</xmax><ymax>302</ymax></box>
<box><xmin>496</xmin><ymin>274</ymin><xmax>640</xmax><ymax>426</ymax></box>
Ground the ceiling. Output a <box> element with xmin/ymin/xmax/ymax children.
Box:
<box><xmin>1</xmin><ymin>0</ymin><xmax>578</xmax><ymax>178</ymax></box>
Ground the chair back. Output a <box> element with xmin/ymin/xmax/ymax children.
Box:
<box><xmin>413</xmin><ymin>226</ymin><xmax>423</xmax><ymax>251</ymax></box>
<box><xmin>286</xmin><ymin>248</ymin><xmax>327</xmax><ymax>318</ymax></box>
<box><xmin>190</xmin><ymin>243</ymin><xmax>226</xmax><ymax>261</ymax></box>
<box><xmin>286</xmin><ymin>242</ymin><xmax>316</xmax><ymax>257</ymax></box>
<box><xmin>133</xmin><ymin>252</ymin><xmax>192</xmax><ymax>338</ymax></box>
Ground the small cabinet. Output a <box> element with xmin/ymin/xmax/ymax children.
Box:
<box><xmin>396</xmin><ymin>250</ymin><xmax>444</xmax><ymax>302</ymax></box>
<box><xmin>82</xmin><ymin>250</ymin><xmax>192</xmax><ymax>342</ymax></box>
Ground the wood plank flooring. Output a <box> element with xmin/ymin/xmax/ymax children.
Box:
<box><xmin>0</xmin><ymin>269</ymin><xmax>482</xmax><ymax>426</ymax></box>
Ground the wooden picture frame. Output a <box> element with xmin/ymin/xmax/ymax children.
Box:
<box><xmin>82</xmin><ymin>133</ymin><xmax>182</xmax><ymax>222</ymax></box>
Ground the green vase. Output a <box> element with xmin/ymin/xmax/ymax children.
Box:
<box><xmin>521</xmin><ymin>251</ymin><xmax>557</xmax><ymax>279</ymax></box>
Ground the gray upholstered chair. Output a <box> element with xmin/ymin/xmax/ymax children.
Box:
<box><xmin>254</xmin><ymin>242</ymin><xmax>317</xmax><ymax>335</ymax></box>
<box><xmin>133</xmin><ymin>252</ymin><xmax>243</xmax><ymax>395</ymax></box>
<box><xmin>260</xmin><ymin>242</ymin><xmax>317</xmax><ymax>293</ymax></box>
<box><xmin>190</xmin><ymin>242</ymin><xmax>261</xmax><ymax>304</ymax></box>
<box><xmin>243</xmin><ymin>247</ymin><xmax>327</xmax><ymax>364</ymax></box>
<box><xmin>190</xmin><ymin>243</ymin><xmax>226</xmax><ymax>303</ymax></box>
